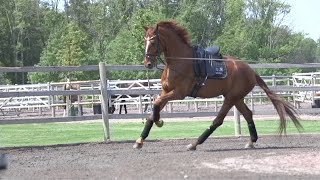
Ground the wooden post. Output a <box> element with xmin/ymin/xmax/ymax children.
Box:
<box><xmin>272</xmin><ymin>74</ymin><xmax>276</xmax><ymax>86</ymax></box>
<box><xmin>91</xmin><ymin>83</ymin><xmax>94</xmax><ymax>109</ymax></box>
<box><xmin>259</xmin><ymin>92</ymin><xmax>262</xmax><ymax>104</ymax></box>
<box><xmin>312</xmin><ymin>75</ymin><xmax>316</xmax><ymax>104</ymax></box>
<box><xmin>138</xmin><ymin>95</ymin><xmax>142</xmax><ymax>113</ymax></box>
<box><xmin>77</xmin><ymin>94</ymin><xmax>82</xmax><ymax>116</ymax></box>
<box><xmin>250</xmin><ymin>91</ymin><xmax>254</xmax><ymax>112</ymax></box>
<box><xmin>214</xmin><ymin>101</ymin><xmax>217</xmax><ymax>111</ymax></box>
<box><xmin>47</xmin><ymin>82</ymin><xmax>55</xmax><ymax>117</ymax></box>
<box><xmin>233</xmin><ymin>106</ymin><xmax>241</xmax><ymax>136</ymax></box>
<box><xmin>65</xmin><ymin>89</ymin><xmax>70</xmax><ymax>117</ymax></box>
<box><xmin>195</xmin><ymin>101</ymin><xmax>198</xmax><ymax>112</ymax></box>
<box><xmin>38</xmin><ymin>85</ymin><xmax>43</xmax><ymax>115</ymax></box>
<box><xmin>99</xmin><ymin>62</ymin><xmax>110</xmax><ymax>141</ymax></box>
<box><xmin>169</xmin><ymin>102</ymin><xmax>173</xmax><ymax>113</ymax></box>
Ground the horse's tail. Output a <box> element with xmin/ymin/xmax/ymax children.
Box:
<box><xmin>255</xmin><ymin>73</ymin><xmax>303</xmax><ymax>134</ymax></box>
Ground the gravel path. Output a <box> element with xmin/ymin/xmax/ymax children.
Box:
<box><xmin>1</xmin><ymin>134</ymin><xmax>320</xmax><ymax>180</ymax></box>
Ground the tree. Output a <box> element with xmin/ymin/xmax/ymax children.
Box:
<box><xmin>316</xmin><ymin>38</ymin><xmax>320</xmax><ymax>62</ymax></box>
<box><xmin>177</xmin><ymin>0</ymin><xmax>226</xmax><ymax>47</ymax></box>
<box><xmin>2</xmin><ymin>0</ymin><xmax>320</xmax><ymax>83</ymax></box>
<box><xmin>105</xmin><ymin>8</ymin><xmax>166</xmax><ymax>80</ymax></box>
<box><xmin>285</xmin><ymin>37</ymin><xmax>317</xmax><ymax>64</ymax></box>
<box><xmin>28</xmin><ymin>22</ymin><xmax>66</xmax><ymax>83</ymax></box>
<box><xmin>0</xmin><ymin>0</ymin><xmax>54</xmax><ymax>84</ymax></box>
<box><xmin>30</xmin><ymin>22</ymin><xmax>98</xmax><ymax>83</ymax></box>
<box><xmin>214</xmin><ymin>0</ymin><xmax>250</xmax><ymax>58</ymax></box>
<box><xmin>245</xmin><ymin>0</ymin><xmax>291</xmax><ymax>61</ymax></box>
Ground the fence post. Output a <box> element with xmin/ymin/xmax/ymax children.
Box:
<box><xmin>47</xmin><ymin>82</ymin><xmax>55</xmax><ymax>117</ymax></box>
<box><xmin>233</xmin><ymin>106</ymin><xmax>241</xmax><ymax>136</ymax></box>
<box><xmin>250</xmin><ymin>91</ymin><xmax>254</xmax><ymax>111</ymax></box>
<box><xmin>272</xmin><ymin>74</ymin><xmax>276</xmax><ymax>86</ymax></box>
<box><xmin>139</xmin><ymin>95</ymin><xmax>143</xmax><ymax>114</ymax></box>
<box><xmin>312</xmin><ymin>74</ymin><xmax>316</xmax><ymax>104</ymax></box>
<box><xmin>99</xmin><ymin>62</ymin><xmax>110</xmax><ymax>141</ymax></box>
<box><xmin>37</xmin><ymin>84</ymin><xmax>43</xmax><ymax>115</ymax></box>
<box><xmin>214</xmin><ymin>101</ymin><xmax>217</xmax><ymax>111</ymax></box>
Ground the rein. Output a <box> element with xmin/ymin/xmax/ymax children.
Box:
<box><xmin>165</xmin><ymin>56</ymin><xmax>258</xmax><ymax>63</ymax></box>
<box><xmin>145</xmin><ymin>26</ymin><xmax>257</xmax><ymax>67</ymax></box>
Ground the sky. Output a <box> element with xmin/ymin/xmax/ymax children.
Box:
<box><xmin>284</xmin><ymin>0</ymin><xmax>320</xmax><ymax>41</ymax></box>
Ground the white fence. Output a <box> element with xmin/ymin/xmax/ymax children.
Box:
<box><xmin>292</xmin><ymin>72</ymin><xmax>320</xmax><ymax>105</ymax></box>
<box><xmin>1</xmin><ymin>63</ymin><xmax>320</xmax><ymax>140</ymax></box>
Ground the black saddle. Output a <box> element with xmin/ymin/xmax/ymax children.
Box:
<box><xmin>193</xmin><ymin>45</ymin><xmax>227</xmax><ymax>79</ymax></box>
<box><xmin>205</xmin><ymin>46</ymin><xmax>221</xmax><ymax>57</ymax></box>
<box><xmin>190</xmin><ymin>45</ymin><xmax>227</xmax><ymax>97</ymax></box>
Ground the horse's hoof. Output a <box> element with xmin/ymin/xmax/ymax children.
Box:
<box><xmin>187</xmin><ymin>144</ymin><xmax>197</xmax><ymax>151</ymax></box>
<box><xmin>245</xmin><ymin>143</ymin><xmax>255</xmax><ymax>149</ymax></box>
<box><xmin>133</xmin><ymin>137</ymin><xmax>144</xmax><ymax>149</ymax></box>
<box><xmin>133</xmin><ymin>142</ymin><xmax>143</xmax><ymax>149</ymax></box>
<box><xmin>155</xmin><ymin>120</ymin><xmax>164</xmax><ymax>128</ymax></box>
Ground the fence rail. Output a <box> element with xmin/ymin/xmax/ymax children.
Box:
<box><xmin>1</xmin><ymin>63</ymin><xmax>320</xmax><ymax>73</ymax></box>
<box><xmin>1</xmin><ymin>63</ymin><xmax>320</xmax><ymax>140</ymax></box>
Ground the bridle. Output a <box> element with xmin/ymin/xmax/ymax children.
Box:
<box><xmin>144</xmin><ymin>25</ymin><xmax>165</xmax><ymax>70</ymax></box>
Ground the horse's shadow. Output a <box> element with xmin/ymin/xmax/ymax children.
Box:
<box><xmin>204</xmin><ymin>145</ymin><xmax>315</xmax><ymax>153</ymax></box>
<box><xmin>142</xmin><ymin>146</ymin><xmax>313</xmax><ymax>155</ymax></box>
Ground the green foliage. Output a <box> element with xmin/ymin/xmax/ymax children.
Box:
<box><xmin>28</xmin><ymin>23</ymin><xmax>65</xmax><ymax>83</ymax></box>
<box><xmin>214</xmin><ymin>0</ymin><xmax>250</xmax><ymax>58</ymax></box>
<box><xmin>256</xmin><ymin>67</ymin><xmax>302</xmax><ymax>76</ymax></box>
<box><xmin>213</xmin><ymin>0</ymin><xmax>319</xmax><ymax>75</ymax></box>
<box><xmin>105</xmin><ymin>8</ymin><xmax>166</xmax><ymax>80</ymax></box>
<box><xmin>1</xmin><ymin>0</ymin><xmax>320</xmax><ymax>83</ymax></box>
<box><xmin>29</xmin><ymin>22</ymin><xmax>99</xmax><ymax>83</ymax></box>
<box><xmin>317</xmin><ymin>38</ymin><xmax>320</xmax><ymax>62</ymax></box>
<box><xmin>0</xmin><ymin>0</ymin><xmax>50</xmax><ymax>83</ymax></box>
<box><xmin>177</xmin><ymin>0</ymin><xmax>226</xmax><ymax>47</ymax></box>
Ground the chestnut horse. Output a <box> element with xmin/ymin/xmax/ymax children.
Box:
<box><xmin>133</xmin><ymin>21</ymin><xmax>303</xmax><ymax>150</ymax></box>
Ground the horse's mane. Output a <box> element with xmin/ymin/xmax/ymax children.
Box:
<box><xmin>157</xmin><ymin>21</ymin><xmax>192</xmax><ymax>47</ymax></box>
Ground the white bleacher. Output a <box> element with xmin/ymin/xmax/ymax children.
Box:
<box><xmin>292</xmin><ymin>72</ymin><xmax>320</xmax><ymax>105</ymax></box>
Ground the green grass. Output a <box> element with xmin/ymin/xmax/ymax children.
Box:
<box><xmin>0</xmin><ymin>120</ymin><xmax>319</xmax><ymax>147</ymax></box>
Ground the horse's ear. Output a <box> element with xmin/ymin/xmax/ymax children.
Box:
<box><xmin>143</xmin><ymin>26</ymin><xmax>149</xmax><ymax>32</ymax></box>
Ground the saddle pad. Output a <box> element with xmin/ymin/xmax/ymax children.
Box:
<box><xmin>194</xmin><ymin>60</ymin><xmax>227</xmax><ymax>79</ymax></box>
<box><xmin>206</xmin><ymin>60</ymin><xmax>227</xmax><ymax>79</ymax></box>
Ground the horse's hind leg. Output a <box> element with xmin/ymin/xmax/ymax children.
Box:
<box><xmin>187</xmin><ymin>99</ymin><xmax>234</xmax><ymax>151</ymax></box>
<box><xmin>235</xmin><ymin>99</ymin><xmax>258</xmax><ymax>149</ymax></box>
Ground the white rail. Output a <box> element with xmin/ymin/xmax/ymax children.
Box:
<box><xmin>1</xmin><ymin>63</ymin><xmax>320</xmax><ymax>141</ymax></box>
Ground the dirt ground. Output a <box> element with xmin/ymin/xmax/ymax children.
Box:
<box><xmin>1</xmin><ymin>134</ymin><xmax>320</xmax><ymax>180</ymax></box>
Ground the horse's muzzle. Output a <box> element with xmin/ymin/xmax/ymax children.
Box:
<box><xmin>144</xmin><ymin>55</ymin><xmax>156</xmax><ymax>69</ymax></box>
<box><xmin>145</xmin><ymin>63</ymin><xmax>153</xmax><ymax>69</ymax></box>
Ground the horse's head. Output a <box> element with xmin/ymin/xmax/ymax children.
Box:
<box><xmin>143</xmin><ymin>21</ymin><xmax>193</xmax><ymax>69</ymax></box>
<box><xmin>143</xmin><ymin>26</ymin><xmax>162</xmax><ymax>69</ymax></box>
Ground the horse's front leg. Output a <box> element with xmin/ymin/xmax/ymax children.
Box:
<box><xmin>133</xmin><ymin>90</ymin><xmax>183</xmax><ymax>149</ymax></box>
